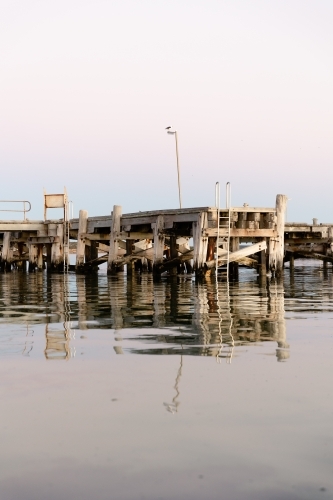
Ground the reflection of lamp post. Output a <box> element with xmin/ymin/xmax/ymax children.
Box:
<box><xmin>166</xmin><ymin>126</ymin><xmax>182</xmax><ymax>209</ymax></box>
<box><xmin>163</xmin><ymin>354</ymin><xmax>183</xmax><ymax>414</ymax></box>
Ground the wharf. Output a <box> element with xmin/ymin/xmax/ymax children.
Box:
<box><xmin>0</xmin><ymin>192</ymin><xmax>332</xmax><ymax>277</ymax></box>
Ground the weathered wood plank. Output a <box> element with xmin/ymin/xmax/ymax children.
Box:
<box><xmin>229</xmin><ymin>207</ymin><xmax>276</xmax><ymax>213</ymax></box>
<box><xmin>29</xmin><ymin>236</ymin><xmax>60</xmax><ymax>244</ymax></box>
<box><xmin>79</xmin><ymin>232</ymin><xmax>154</xmax><ymax>241</ymax></box>
<box><xmin>206</xmin><ymin>228</ymin><xmax>276</xmax><ymax>238</ymax></box>
<box><xmin>0</xmin><ymin>223</ymin><xmax>46</xmax><ymax>232</ymax></box>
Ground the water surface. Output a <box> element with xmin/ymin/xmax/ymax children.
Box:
<box><xmin>1</xmin><ymin>263</ymin><xmax>332</xmax><ymax>499</ymax></box>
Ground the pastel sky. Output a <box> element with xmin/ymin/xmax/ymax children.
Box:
<box><xmin>1</xmin><ymin>0</ymin><xmax>332</xmax><ymax>222</ymax></box>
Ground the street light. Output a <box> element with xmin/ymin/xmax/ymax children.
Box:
<box><xmin>166</xmin><ymin>126</ymin><xmax>182</xmax><ymax>209</ymax></box>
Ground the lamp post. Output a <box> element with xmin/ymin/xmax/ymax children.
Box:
<box><xmin>166</xmin><ymin>126</ymin><xmax>182</xmax><ymax>209</ymax></box>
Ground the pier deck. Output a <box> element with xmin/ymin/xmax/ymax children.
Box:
<box><xmin>0</xmin><ymin>194</ymin><xmax>332</xmax><ymax>277</ymax></box>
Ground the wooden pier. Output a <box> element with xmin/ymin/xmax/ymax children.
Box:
<box><xmin>0</xmin><ymin>192</ymin><xmax>332</xmax><ymax>277</ymax></box>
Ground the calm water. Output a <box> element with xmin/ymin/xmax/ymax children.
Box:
<box><xmin>1</xmin><ymin>262</ymin><xmax>333</xmax><ymax>499</ymax></box>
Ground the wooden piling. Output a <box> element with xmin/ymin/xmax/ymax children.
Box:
<box><xmin>193</xmin><ymin>212</ymin><xmax>208</xmax><ymax>276</ymax></box>
<box><xmin>51</xmin><ymin>223</ymin><xmax>64</xmax><ymax>272</ymax></box>
<box><xmin>229</xmin><ymin>237</ymin><xmax>239</xmax><ymax>280</ymax></box>
<box><xmin>107</xmin><ymin>205</ymin><xmax>122</xmax><ymax>274</ymax></box>
<box><xmin>76</xmin><ymin>209</ymin><xmax>88</xmax><ymax>272</ymax></box>
<box><xmin>28</xmin><ymin>243</ymin><xmax>38</xmax><ymax>272</ymax></box>
<box><xmin>46</xmin><ymin>244</ymin><xmax>52</xmax><ymax>271</ymax></box>
<box><xmin>141</xmin><ymin>257</ymin><xmax>148</xmax><ymax>273</ymax></box>
<box><xmin>269</xmin><ymin>195</ymin><xmax>287</xmax><ymax>276</ymax></box>
<box><xmin>258</xmin><ymin>248</ymin><xmax>267</xmax><ymax>276</ymax></box>
<box><xmin>126</xmin><ymin>239</ymin><xmax>135</xmax><ymax>276</ymax></box>
<box><xmin>289</xmin><ymin>253</ymin><xmax>294</xmax><ymax>271</ymax></box>
<box><xmin>1</xmin><ymin>232</ymin><xmax>12</xmax><ymax>272</ymax></box>
<box><xmin>275</xmin><ymin>195</ymin><xmax>288</xmax><ymax>276</ymax></box>
<box><xmin>37</xmin><ymin>244</ymin><xmax>44</xmax><ymax>271</ymax></box>
<box><xmin>153</xmin><ymin>215</ymin><xmax>165</xmax><ymax>275</ymax></box>
<box><xmin>328</xmin><ymin>227</ymin><xmax>333</xmax><ymax>267</ymax></box>
<box><xmin>169</xmin><ymin>236</ymin><xmax>178</xmax><ymax>276</ymax></box>
<box><xmin>16</xmin><ymin>243</ymin><xmax>26</xmax><ymax>271</ymax></box>
<box><xmin>85</xmin><ymin>241</ymin><xmax>98</xmax><ymax>265</ymax></box>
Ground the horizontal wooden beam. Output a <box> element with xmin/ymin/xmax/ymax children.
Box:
<box><xmin>229</xmin><ymin>207</ymin><xmax>276</xmax><ymax>213</ymax></box>
<box><xmin>206</xmin><ymin>228</ymin><xmax>276</xmax><ymax>238</ymax></box>
<box><xmin>29</xmin><ymin>236</ymin><xmax>60</xmax><ymax>244</ymax></box>
<box><xmin>79</xmin><ymin>232</ymin><xmax>154</xmax><ymax>241</ymax></box>
<box><xmin>0</xmin><ymin>223</ymin><xmax>46</xmax><ymax>231</ymax></box>
<box><xmin>292</xmin><ymin>251</ymin><xmax>333</xmax><ymax>263</ymax></box>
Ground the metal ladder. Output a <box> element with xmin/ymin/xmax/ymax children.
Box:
<box><xmin>215</xmin><ymin>182</ymin><xmax>234</xmax><ymax>364</ymax></box>
<box><xmin>63</xmin><ymin>199</ymin><xmax>70</xmax><ymax>273</ymax></box>
<box><xmin>215</xmin><ymin>182</ymin><xmax>231</xmax><ymax>277</ymax></box>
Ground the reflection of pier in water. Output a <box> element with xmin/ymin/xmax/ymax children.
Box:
<box><xmin>111</xmin><ymin>275</ymin><xmax>289</xmax><ymax>362</ymax></box>
<box><xmin>0</xmin><ymin>271</ymin><xmax>292</xmax><ymax>361</ymax></box>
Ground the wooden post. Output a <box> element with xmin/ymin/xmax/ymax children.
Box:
<box><xmin>169</xmin><ymin>236</ymin><xmax>178</xmax><ymax>276</ymax></box>
<box><xmin>1</xmin><ymin>232</ymin><xmax>12</xmax><ymax>272</ymax></box>
<box><xmin>85</xmin><ymin>241</ymin><xmax>98</xmax><ymax>262</ymax></box>
<box><xmin>204</xmin><ymin>237</ymin><xmax>216</xmax><ymax>276</ymax></box>
<box><xmin>153</xmin><ymin>216</ymin><xmax>165</xmax><ymax>275</ymax></box>
<box><xmin>46</xmin><ymin>244</ymin><xmax>52</xmax><ymax>271</ymax></box>
<box><xmin>107</xmin><ymin>205</ymin><xmax>122</xmax><ymax>274</ymax></box>
<box><xmin>37</xmin><ymin>244</ymin><xmax>44</xmax><ymax>271</ymax></box>
<box><xmin>328</xmin><ymin>227</ymin><xmax>333</xmax><ymax>268</ymax></box>
<box><xmin>259</xmin><ymin>249</ymin><xmax>267</xmax><ymax>275</ymax></box>
<box><xmin>258</xmin><ymin>248</ymin><xmax>267</xmax><ymax>287</ymax></box>
<box><xmin>51</xmin><ymin>223</ymin><xmax>64</xmax><ymax>272</ymax></box>
<box><xmin>269</xmin><ymin>195</ymin><xmax>287</xmax><ymax>276</ymax></box>
<box><xmin>289</xmin><ymin>253</ymin><xmax>295</xmax><ymax>271</ymax></box>
<box><xmin>229</xmin><ymin>237</ymin><xmax>239</xmax><ymax>280</ymax></box>
<box><xmin>141</xmin><ymin>257</ymin><xmax>148</xmax><ymax>273</ymax></box>
<box><xmin>16</xmin><ymin>243</ymin><xmax>26</xmax><ymax>271</ymax></box>
<box><xmin>193</xmin><ymin>212</ymin><xmax>208</xmax><ymax>276</ymax></box>
<box><xmin>126</xmin><ymin>239</ymin><xmax>135</xmax><ymax>276</ymax></box>
<box><xmin>28</xmin><ymin>243</ymin><xmax>38</xmax><ymax>272</ymax></box>
<box><xmin>76</xmin><ymin>209</ymin><xmax>88</xmax><ymax>272</ymax></box>
<box><xmin>275</xmin><ymin>195</ymin><xmax>287</xmax><ymax>277</ymax></box>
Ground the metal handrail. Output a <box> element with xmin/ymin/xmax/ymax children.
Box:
<box><xmin>0</xmin><ymin>200</ymin><xmax>31</xmax><ymax>220</ymax></box>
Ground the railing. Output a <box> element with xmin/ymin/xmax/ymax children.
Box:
<box><xmin>0</xmin><ymin>200</ymin><xmax>31</xmax><ymax>221</ymax></box>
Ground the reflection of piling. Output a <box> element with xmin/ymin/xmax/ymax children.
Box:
<box><xmin>153</xmin><ymin>281</ymin><xmax>166</xmax><ymax>328</ymax></box>
<box><xmin>44</xmin><ymin>324</ymin><xmax>72</xmax><ymax>360</ymax></box>
<box><xmin>269</xmin><ymin>281</ymin><xmax>289</xmax><ymax>361</ymax></box>
<box><xmin>109</xmin><ymin>277</ymin><xmax>124</xmax><ymax>330</ymax></box>
<box><xmin>192</xmin><ymin>280</ymin><xmax>211</xmax><ymax>347</ymax></box>
<box><xmin>45</xmin><ymin>273</ymin><xmax>73</xmax><ymax>360</ymax></box>
<box><xmin>76</xmin><ymin>275</ymin><xmax>87</xmax><ymax>330</ymax></box>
